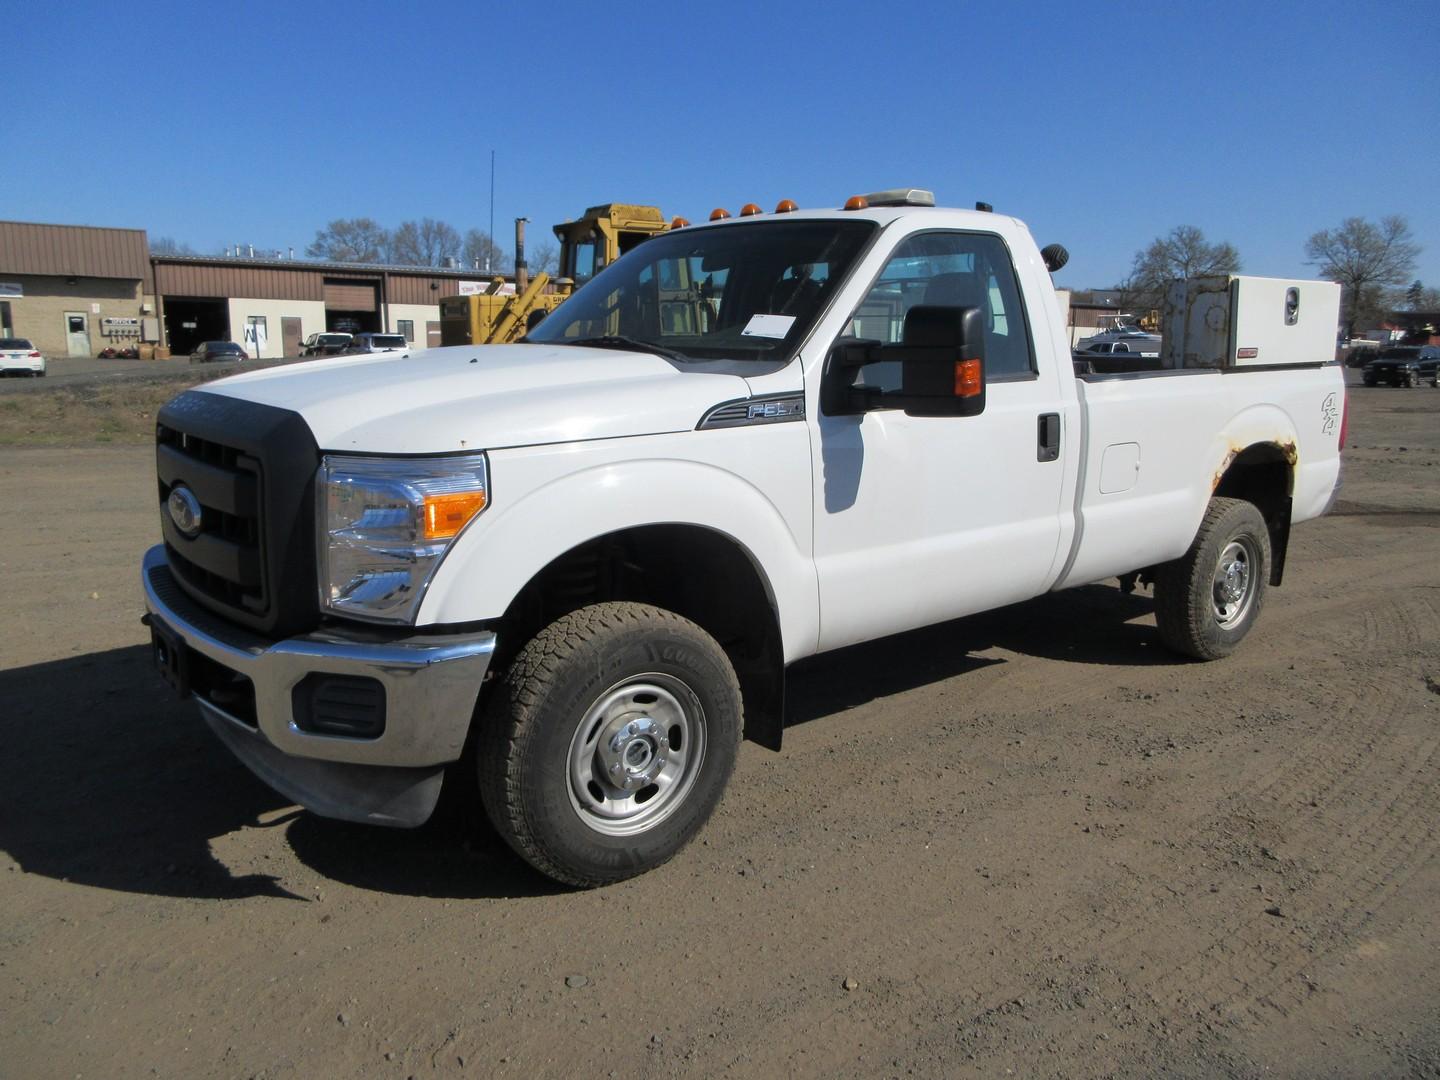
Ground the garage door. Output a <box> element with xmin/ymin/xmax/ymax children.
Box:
<box><xmin>324</xmin><ymin>281</ymin><xmax>377</xmax><ymax>312</ymax></box>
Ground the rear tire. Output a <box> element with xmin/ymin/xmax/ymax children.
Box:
<box><xmin>1154</xmin><ymin>497</ymin><xmax>1270</xmax><ymax>661</ymax></box>
<box><xmin>477</xmin><ymin>602</ymin><xmax>742</xmax><ymax>887</ymax></box>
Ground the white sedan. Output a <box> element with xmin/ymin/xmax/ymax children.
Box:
<box><xmin>0</xmin><ymin>338</ymin><xmax>46</xmax><ymax>377</ymax></box>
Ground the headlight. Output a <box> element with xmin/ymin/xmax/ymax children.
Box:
<box><xmin>318</xmin><ymin>453</ymin><xmax>489</xmax><ymax>624</ymax></box>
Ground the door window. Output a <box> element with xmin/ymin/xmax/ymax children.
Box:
<box><xmin>847</xmin><ymin>232</ymin><xmax>1035</xmax><ymax>389</ymax></box>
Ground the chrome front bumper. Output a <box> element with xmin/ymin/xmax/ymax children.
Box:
<box><xmin>141</xmin><ymin>545</ymin><xmax>495</xmax><ymax>826</ymax></box>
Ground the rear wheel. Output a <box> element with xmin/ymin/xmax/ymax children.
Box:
<box><xmin>1154</xmin><ymin>497</ymin><xmax>1270</xmax><ymax>660</ymax></box>
<box><xmin>477</xmin><ymin>602</ymin><xmax>741</xmax><ymax>887</ymax></box>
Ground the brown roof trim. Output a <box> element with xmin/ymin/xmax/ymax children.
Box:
<box><xmin>150</xmin><ymin>254</ymin><xmax>512</xmax><ymax>279</ymax></box>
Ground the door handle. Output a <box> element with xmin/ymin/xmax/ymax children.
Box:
<box><xmin>1037</xmin><ymin>413</ymin><xmax>1060</xmax><ymax>462</ymax></box>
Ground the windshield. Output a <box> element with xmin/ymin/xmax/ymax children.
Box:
<box><xmin>528</xmin><ymin>218</ymin><xmax>877</xmax><ymax>361</ymax></box>
<box><xmin>370</xmin><ymin>335</ymin><xmax>406</xmax><ymax>347</ymax></box>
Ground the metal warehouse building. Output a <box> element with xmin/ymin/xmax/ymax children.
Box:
<box><xmin>1</xmin><ymin>219</ymin><xmax>503</xmax><ymax>358</ymax></box>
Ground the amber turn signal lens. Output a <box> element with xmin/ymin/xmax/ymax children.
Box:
<box><xmin>843</xmin><ymin>195</ymin><xmax>868</xmax><ymax>210</ymax></box>
<box><xmin>739</xmin><ymin>203</ymin><xmax>762</xmax><ymax>217</ymax></box>
<box><xmin>423</xmin><ymin>490</ymin><xmax>487</xmax><ymax>540</ymax></box>
<box><xmin>709</xmin><ymin>208</ymin><xmax>731</xmax><ymax>221</ymax></box>
<box><xmin>774</xmin><ymin>199</ymin><xmax>798</xmax><ymax>213</ymax></box>
<box><xmin>953</xmin><ymin>359</ymin><xmax>982</xmax><ymax>398</ymax></box>
<box><xmin>670</xmin><ymin>216</ymin><xmax>690</xmax><ymax>229</ymax></box>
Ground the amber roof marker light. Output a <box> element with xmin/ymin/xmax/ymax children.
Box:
<box><xmin>709</xmin><ymin>208</ymin><xmax>731</xmax><ymax>221</ymax></box>
<box><xmin>670</xmin><ymin>216</ymin><xmax>690</xmax><ymax>229</ymax></box>
<box><xmin>739</xmin><ymin>203</ymin><xmax>763</xmax><ymax>217</ymax></box>
<box><xmin>774</xmin><ymin>199</ymin><xmax>798</xmax><ymax>213</ymax></box>
<box><xmin>842</xmin><ymin>195</ymin><xmax>869</xmax><ymax>211</ymax></box>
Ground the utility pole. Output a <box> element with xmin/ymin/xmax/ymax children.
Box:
<box><xmin>487</xmin><ymin>149</ymin><xmax>496</xmax><ymax>274</ymax></box>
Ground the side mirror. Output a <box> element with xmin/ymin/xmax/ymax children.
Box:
<box><xmin>822</xmin><ymin>305</ymin><xmax>986</xmax><ymax>418</ymax></box>
<box><xmin>525</xmin><ymin>308</ymin><xmax>548</xmax><ymax>332</ymax></box>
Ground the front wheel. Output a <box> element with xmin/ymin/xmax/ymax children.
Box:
<box><xmin>1153</xmin><ymin>497</ymin><xmax>1271</xmax><ymax>660</ymax></box>
<box><xmin>477</xmin><ymin>602</ymin><xmax>742</xmax><ymax>887</ymax></box>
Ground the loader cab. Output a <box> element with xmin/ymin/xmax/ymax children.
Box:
<box><xmin>554</xmin><ymin>203</ymin><xmax>671</xmax><ymax>286</ymax></box>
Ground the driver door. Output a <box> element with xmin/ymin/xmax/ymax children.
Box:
<box><xmin>809</xmin><ymin>230</ymin><xmax>1068</xmax><ymax>652</ymax></box>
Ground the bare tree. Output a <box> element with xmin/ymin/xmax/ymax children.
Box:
<box><xmin>149</xmin><ymin>236</ymin><xmax>196</xmax><ymax>256</ymax></box>
<box><xmin>1305</xmin><ymin>216</ymin><xmax>1420</xmax><ymax>337</ymax></box>
<box><xmin>390</xmin><ymin>218</ymin><xmax>463</xmax><ymax>267</ymax></box>
<box><xmin>1118</xmin><ymin>226</ymin><xmax>1241</xmax><ymax>314</ymax></box>
<box><xmin>526</xmin><ymin>239</ymin><xmax>560</xmax><ymax>277</ymax></box>
<box><xmin>463</xmin><ymin>228</ymin><xmax>509</xmax><ymax>275</ymax></box>
<box><xmin>305</xmin><ymin>218</ymin><xmax>390</xmax><ymax>263</ymax></box>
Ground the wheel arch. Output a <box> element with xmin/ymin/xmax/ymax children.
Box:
<box><xmin>490</xmin><ymin>523</ymin><xmax>788</xmax><ymax>750</ymax></box>
<box><xmin>1212</xmin><ymin>440</ymin><xmax>1294</xmax><ymax>586</ymax></box>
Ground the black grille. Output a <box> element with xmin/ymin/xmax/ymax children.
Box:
<box><xmin>156</xmin><ymin>391</ymin><xmax>321</xmax><ymax>637</ymax></box>
<box><xmin>157</xmin><ymin>424</ymin><xmax>267</xmax><ymax>614</ymax></box>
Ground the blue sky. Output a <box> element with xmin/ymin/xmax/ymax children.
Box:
<box><xmin>8</xmin><ymin>0</ymin><xmax>1439</xmax><ymax>290</ymax></box>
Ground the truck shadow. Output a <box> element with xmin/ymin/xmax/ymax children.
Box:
<box><xmin>0</xmin><ymin>645</ymin><xmax>559</xmax><ymax>902</ymax></box>
<box><xmin>0</xmin><ymin>584</ymin><xmax>1170</xmax><ymax>902</ymax></box>
<box><xmin>785</xmin><ymin>583</ymin><xmax>1172</xmax><ymax>727</ymax></box>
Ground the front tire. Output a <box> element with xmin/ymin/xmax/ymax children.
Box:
<box><xmin>1154</xmin><ymin>497</ymin><xmax>1271</xmax><ymax>660</ymax></box>
<box><xmin>477</xmin><ymin>602</ymin><xmax>742</xmax><ymax>887</ymax></box>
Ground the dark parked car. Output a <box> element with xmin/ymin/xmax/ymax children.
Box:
<box><xmin>189</xmin><ymin>341</ymin><xmax>248</xmax><ymax>364</ymax></box>
<box><xmin>1362</xmin><ymin>345</ymin><xmax>1440</xmax><ymax>387</ymax></box>
<box><xmin>342</xmin><ymin>332</ymin><xmax>409</xmax><ymax>355</ymax></box>
<box><xmin>300</xmin><ymin>332</ymin><xmax>352</xmax><ymax>357</ymax></box>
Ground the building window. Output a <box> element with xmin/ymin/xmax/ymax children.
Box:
<box><xmin>398</xmin><ymin>319</ymin><xmax>414</xmax><ymax>343</ymax></box>
<box><xmin>0</xmin><ymin>301</ymin><xmax>10</xmax><ymax>336</ymax></box>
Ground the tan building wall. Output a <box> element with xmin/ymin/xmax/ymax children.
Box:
<box><xmin>225</xmin><ymin>298</ymin><xmax>328</xmax><ymax>358</ymax></box>
<box><xmin>384</xmin><ymin>302</ymin><xmax>442</xmax><ymax>348</ymax></box>
<box><xmin>2</xmin><ymin>274</ymin><xmax>152</xmax><ymax>357</ymax></box>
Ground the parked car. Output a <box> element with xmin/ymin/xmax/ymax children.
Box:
<box><xmin>342</xmin><ymin>332</ymin><xmax>410</xmax><ymax>355</ymax></box>
<box><xmin>1361</xmin><ymin>345</ymin><xmax>1440</xmax><ymax>387</ymax></box>
<box><xmin>0</xmin><ymin>338</ymin><xmax>46</xmax><ymax>377</ymax></box>
<box><xmin>1074</xmin><ymin>333</ymin><xmax>1162</xmax><ymax>357</ymax></box>
<box><xmin>300</xmin><ymin>332</ymin><xmax>353</xmax><ymax>357</ymax></box>
<box><xmin>1342</xmin><ymin>344</ymin><xmax>1380</xmax><ymax>367</ymax></box>
<box><xmin>189</xmin><ymin>341</ymin><xmax>248</xmax><ymax>364</ymax></box>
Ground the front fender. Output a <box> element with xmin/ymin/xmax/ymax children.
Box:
<box><xmin>418</xmin><ymin>449</ymin><xmax>819</xmax><ymax>663</ymax></box>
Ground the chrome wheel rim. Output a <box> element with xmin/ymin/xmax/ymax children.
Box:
<box><xmin>566</xmin><ymin>673</ymin><xmax>706</xmax><ymax>837</ymax></box>
<box><xmin>1211</xmin><ymin>537</ymin><xmax>1259</xmax><ymax>630</ymax></box>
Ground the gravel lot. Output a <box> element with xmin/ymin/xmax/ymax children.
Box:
<box><xmin>2</xmin><ymin>370</ymin><xmax>1437</xmax><ymax>1079</ymax></box>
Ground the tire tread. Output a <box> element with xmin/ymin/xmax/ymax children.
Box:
<box><xmin>1154</xmin><ymin>496</ymin><xmax>1269</xmax><ymax>662</ymax></box>
<box><xmin>477</xmin><ymin>602</ymin><xmax>738</xmax><ymax>887</ymax></box>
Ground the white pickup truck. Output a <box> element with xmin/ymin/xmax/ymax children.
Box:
<box><xmin>142</xmin><ymin>190</ymin><xmax>1346</xmax><ymax>886</ymax></box>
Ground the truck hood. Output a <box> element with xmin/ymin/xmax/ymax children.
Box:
<box><xmin>197</xmin><ymin>344</ymin><xmax>754</xmax><ymax>452</ymax></box>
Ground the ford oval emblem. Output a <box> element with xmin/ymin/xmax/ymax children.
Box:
<box><xmin>168</xmin><ymin>485</ymin><xmax>203</xmax><ymax>538</ymax></box>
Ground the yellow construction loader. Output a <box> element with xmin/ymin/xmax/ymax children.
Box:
<box><xmin>440</xmin><ymin>203</ymin><xmax>673</xmax><ymax>347</ymax></box>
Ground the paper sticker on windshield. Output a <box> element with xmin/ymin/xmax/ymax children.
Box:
<box><xmin>741</xmin><ymin>314</ymin><xmax>797</xmax><ymax>339</ymax></box>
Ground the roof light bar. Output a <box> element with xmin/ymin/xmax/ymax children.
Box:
<box><xmin>862</xmin><ymin>188</ymin><xmax>935</xmax><ymax>208</ymax></box>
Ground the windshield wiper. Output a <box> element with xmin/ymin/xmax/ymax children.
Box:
<box><xmin>562</xmin><ymin>335</ymin><xmax>691</xmax><ymax>364</ymax></box>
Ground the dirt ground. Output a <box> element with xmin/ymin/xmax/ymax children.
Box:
<box><xmin>2</xmin><ymin>372</ymin><xmax>1437</xmax><ymax>1079</ymax></box>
